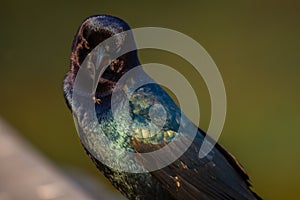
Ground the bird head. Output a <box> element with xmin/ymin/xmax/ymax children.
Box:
<box><xmin>68</xmin><ymin>15</ymin><xmax>140</xmax><ymax>98</ymax></box>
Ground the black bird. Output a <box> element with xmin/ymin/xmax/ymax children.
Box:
<box><xmin>63</xmin><ymin>15</ymin><xmax>261</xmax><ymax>200</ymax></box>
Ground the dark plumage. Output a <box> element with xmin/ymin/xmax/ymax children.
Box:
<box><xmin>63</xmin><ymin>15</ymin><xmax>261</xmax><ymax>200</ymax></box>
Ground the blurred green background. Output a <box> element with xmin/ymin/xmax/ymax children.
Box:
<box><xmin>0</xmin><ymin>1</ymin><xmax>299</xmax><ymax>199</ymax></box>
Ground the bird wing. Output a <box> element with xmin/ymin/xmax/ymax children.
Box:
<box><xmin>131</xmin><ymin>129</ymin><xmax>261</xmax><ymax>200</ymax></box>
<box><xmin>129</xmin><ymin>85</ymin><xmax>261</xmax><ymax>200</ymax></box>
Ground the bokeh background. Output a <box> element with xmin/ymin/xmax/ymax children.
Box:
<box><xmin>1</xmin><ymin>1</ymin><xmax>299</xmax><ymax>199</ymax></box>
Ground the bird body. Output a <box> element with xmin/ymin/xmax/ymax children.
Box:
<box><xmin>63</xmin><ymin>15</ymin><xmax>261</xmax><ymax>200</ymax></box>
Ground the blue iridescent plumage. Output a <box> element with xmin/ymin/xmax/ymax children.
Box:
<box><xmin>63</xmin><ymin>15</ymin><xmax>261</xmax><ymax>200</ymax></box>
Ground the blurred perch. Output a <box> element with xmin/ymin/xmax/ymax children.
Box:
<box><xmin>0</xmin><ymin>117</ymin><xmax>123</xmax><ymax>200</ymax></box>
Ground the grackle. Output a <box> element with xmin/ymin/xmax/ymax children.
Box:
<box><xmin>63</xmin><ymin>15</ymin><xmax>262</xmax><ymax>200</ymax></box>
